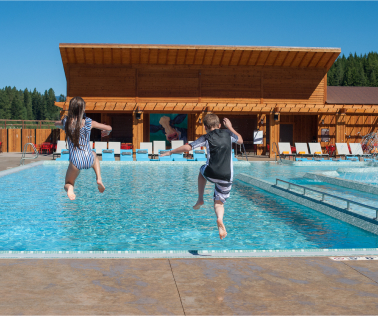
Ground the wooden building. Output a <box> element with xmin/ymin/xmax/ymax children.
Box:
<box><xmin>55</xmin><ymin>43</ymin><xmax>378</xmax><ymax>157</ymax></box>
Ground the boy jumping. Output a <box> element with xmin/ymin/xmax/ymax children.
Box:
<box><xmin>160</xmin><ymin>114</ymin><xmax>243</xmax><ymax>239</ymax></box>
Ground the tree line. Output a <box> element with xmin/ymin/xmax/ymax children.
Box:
<box><xmin>0</xmin><ymin>87</ymin><xmax>65</xmax><ymax>121</ymax></box>
<box><xmin>327</xmin><ymin>52</ymin><xmax>378</xmax><ymax>87</ymax></box>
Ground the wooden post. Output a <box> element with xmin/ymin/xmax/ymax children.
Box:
<box><xmin>132</xmin><ymin>111</ymin><xmax>143</xmax><ymax>151</ymax></box>
<box><xmin>335</xmin><ymin>113</ymin><xmax>346</xmax><ymax>144</ymax></box>
<box><xmin>194</xmin><ymin>112</ymin><xmax>205</xmax><ymax>140</ymax></box>
<box><xmin>256</xmin><ymin>113</ymin><xmax>267</xmax><ymax>155</ymax></box>
<box><xmin>269</xmin><ymin>113</ymin><xmax>280</xmax><ymax>158</ymax></box>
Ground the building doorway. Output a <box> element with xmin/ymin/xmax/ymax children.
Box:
<box><xmin>280</xmin><ymin>124</ymin><xmax>293</xmax><ymax>145</ymax></box>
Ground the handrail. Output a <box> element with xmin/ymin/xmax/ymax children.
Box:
<box><xmin>275</xmin><ymin>178</ymin><xmax>378</xmax><ymax>220</ymax></box>
<box><xmin>20</xmin><ymin>143</ymin><xmax>39</xmax><ymax>166</ymax></box>
<box><xmin>272</xmin><ymin>142</ymin><xmax>282</xmax><ymax>162</ymax></box>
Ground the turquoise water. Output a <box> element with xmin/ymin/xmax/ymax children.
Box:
<box><xmin>337</xmin><ymin>172</ymin><xmax>378</xmax><ymax>186</ymax></box>
<box><xmin>1</xmin><ymin>163</ymin><xmax>378</xmax><ymax>251</ymax></box>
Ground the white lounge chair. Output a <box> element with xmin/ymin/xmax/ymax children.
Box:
<box><xmin>349</xmin><ymin>143</ymin><xmax>370</xmax><ymax>157</ymax></box>
<box><xmin>90</xmin><ymin>141</ymin><xmax>93</xmax><ymax>149</ymax></box>
<box><xmin>140</xmin><ymin>142</ymin><xmax>153</xmax><ymax>156</ymax></box>
<box><xmin>94</xmin><ymin>142</ymin><xmax>107</xmax><ymax>155</ymax></box>
<box><xmin>108</xmin><ymin>142</ymin><xmax>121</xmax><ymax>155</ymax></box>
<box><xmin>153</xmin><ymin>141</ymin><xmax>166</xmax><ymax>158</ymax></box>
<box><xmin>295</xmin><ymin>143</ymin><xmax>311</xmax><ymax>157</ymax></box>
<box><xmin>336</xmin><ymin>143</ymin><xmax>351</xmax><ymax>157</ymax></box>
<box><xmin>309</xmin><ymin>143</ymin><xmax>329</xmax><ymax>158</ymax></box>
<box><xmin>53</xmin><ymin>140</ymin><xmax>67</xmax><ymax>159</ymax></box>
<box><xmin>171</xmin><ymin>140</ymin><xmax>184</xmax><ymax>150</ymax></box>
<box><xmin>278</xmin><ymin>142</ymin><xmax>295</xmax><ymax>159</ymax></box>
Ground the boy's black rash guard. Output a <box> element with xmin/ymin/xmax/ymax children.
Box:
<box><xmin>190</xmin><ymin>129</ymin><xmax>238</xmax><ymax>182</ymax></box>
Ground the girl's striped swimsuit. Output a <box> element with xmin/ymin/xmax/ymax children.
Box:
<box><xmin>62</xmin><ymin>117</ymin><xmax>95</xmax><ymax>170</ymax></box>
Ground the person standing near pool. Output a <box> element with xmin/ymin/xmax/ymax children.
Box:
<box><xmin>54</xmin><ymin>96</ymin><xmax>112</xmax><ymax>200</ymax></box>
<box><xmin>160</xmin><ymin>114</ymin><xmax>243</xmax><ymax>239</ymax></box>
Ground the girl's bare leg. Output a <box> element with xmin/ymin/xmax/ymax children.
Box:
<box><xmin>214</xmin><ymin>200</ymin><xmax>227</xmax><ymax>239</ymax></box>
<box><xmin>64</xmin><ymin>163</ymin><xmax>80</xmax><ymax>200</ymax></box>
<box><xmin>193</xmin><ymin>172</ymin><xmax>206</xmax><ymax>209</ymax></box>
<box><xmin>92</xmin><ymin>152</ymin><xmax>105</xmax><ymax>193</ymax></box>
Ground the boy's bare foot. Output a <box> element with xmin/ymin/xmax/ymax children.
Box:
<box><xmin>217</xmin><ymin>219</ymin><xmax>227</xmax><ymax>240</ymax></box>
<box><xmin>66</xmin><ymin>185</ymin><xmax>76</xmax><ymax>201</ymax></box>
<box><xmin>193</xmin><ymin>200</ymin><xmax>204</xmax><ymax>210</ymax></box>
<box><xmin>97</xmin><ymin>180</ymin><xmax>105</xmax><ymax>193</ymax></box>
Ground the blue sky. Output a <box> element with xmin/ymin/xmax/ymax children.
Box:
<box><xmin>1</xmin><ymin>1</ymin><xmax>377</xmax><ymax>96</ymax></box>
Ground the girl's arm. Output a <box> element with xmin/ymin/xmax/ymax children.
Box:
<box><xmin>54</xmin><ymin>120</ymin><xmax>64</xmax><ymax>129</ymax></box>
<box><xmin>91</xmin><ymin>120</ymin><xmax>112</xmax><ymax>137</ymax></box>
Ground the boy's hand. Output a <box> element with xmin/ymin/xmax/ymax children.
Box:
<box><xmin>159</xmin><ymin>151</ymin><xmax>171</xmax><ymax>157</ymax></box>
<box><xmin>101</xmin><ymin>130</ymin><xmax>111</xmax><ymax>137</ymax></box>
<box><xmin>223</xmin><ymin>118</ymin><xmax>233</xmax><ymax>129</ymax></box>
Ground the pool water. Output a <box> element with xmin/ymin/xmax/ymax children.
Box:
<box><xmin>1</xmin><ymin>163</ymin><xmax>378</xmax><ymax>251</ymax></box>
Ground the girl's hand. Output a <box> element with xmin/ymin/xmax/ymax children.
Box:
<box><xmin>223</xmin><ymin>118</ymin><xmax>232</xmax><ymax>129</ymax></box>
<box><xmin>101</xmin><ymin>130</ymin><xmax>111</xmax><ymax>137</ymax></box>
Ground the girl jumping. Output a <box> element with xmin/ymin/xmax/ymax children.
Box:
<box><xmin>55</xmin><ymin>96</ymin><xmax>112</xmax><ymax>200</ymax></box>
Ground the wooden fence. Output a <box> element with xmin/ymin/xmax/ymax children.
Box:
<box><xmin>0</xmin><ymin>120</ymin><xmax>56</xmax><ymax>129</ymax></box>
<box><xmin>0</xmin><ymin>129</ymin><xmax>62</xmax><ymax>152</ymax></box>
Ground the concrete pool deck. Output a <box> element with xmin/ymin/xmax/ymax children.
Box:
<box><xmin>1</xmin><ymin>257</ymin><xmax>378</xmax><ymax>315</ymax></box>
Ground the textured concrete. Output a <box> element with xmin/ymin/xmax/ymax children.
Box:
<box><xmin>0</xmin><ymin>257</ymin><xmax>378</xmax><ymax>315</ymax></box>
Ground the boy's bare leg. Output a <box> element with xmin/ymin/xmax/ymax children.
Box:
<box><xmin>64</xmin><ymin>163</ymin><xmax>80</xmax><ymax>200</ymax></box>
<box><xmin>214</xmin><ymin>200</ymin><xmax>227</xmax><ymax>240</ymax></box>
<box><xmin>193</xmin><ymin>172</ymin><xmax>206</xmax><ymax>209</ymax></box>
<box><xmin>92</xmin><ymin>152</ymin><xmax>105</xmax><ymax>193</ymax></box>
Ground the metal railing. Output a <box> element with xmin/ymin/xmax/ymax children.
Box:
<box><xmin>20</xmin><ymin>143</ymin><xmax>39</xmax><ymax>166</ymax></box>
<box><xmin>275</xmin><ymin>178</ymin><xmax>378</xmax><ymax>220</ymax></box>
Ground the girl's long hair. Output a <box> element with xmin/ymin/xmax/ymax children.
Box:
<box><xmin>65</xmin><ymin>96</ymin><xmax>85</xmax><ymax>150</ymax></box>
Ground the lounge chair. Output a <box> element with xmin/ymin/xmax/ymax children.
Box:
<box><xmin>159</xmin><ymin>150</ymin><xmax>174</xmax><ymax>161</ymax></box>
<box><xmin>295</xmin><ymin>143</ymin><xmax>312</xmax><ymax>157</ymax></box>
<box><xmin>53</xmin><ymin>141</ymin><xmax>67</xmax><ymax>159</ymax></box>
<box><xmin>140</xmin><ymin>142</ymin><xmax>153</xmax><ymax>157</ymax></box>
<box><xmin>136</xmin><ymin>149</ymin><xmax>150</xmax><ymax>161</ymax></box>
<box><xmin>153</xmin><ymin>141</ymin><xmax>166</xmax><ymax>159</ymax></box>
<box><xmin>172</xmin><ymin>152</ymin><xmax>187</xmax><ymax>161</ymax></box>
<box><xmin>193</xmin><ymin>150</ymin><xmax>207</xmax><ymax>161</ymax></box>
<box><xmin>295</xmin><ymin>157</ymin><xmax>313</xmax><ymax>161</ymax></box>
<box><xmin>232</xmin><ymin>149</ymin><xmax>238</xmax><ymax>161</ymax></box>
<box><xmin>349</xmin><ymin>143</ymin><xmax>370</xmax><ymax>158</ymax></box>
<box><xmin>56</xmin><ymin>149</ymin><xmax>69</xmax><ymax>161</ymax></box>
<box><xmin>336</xmin><ymin>143</ymin><xmax>352</xmax><ymax>158</ymax></box>
<box><xmin>278</xmin><ymin>142</ymin><xmax>296</xmax><ymax>160</ymax></box>
<box><xmin>95</xmin><ymin>142</ymin><xmax>107</xmax><ymax>155</ymax></box>
<box><xmin>308</xmin><ymin>143</ymin><xmax>329</xmax><ymax>158</ymax></box>
<box><xmin>345</xmin><ymin>156</ymin><xmax>359</xmax><ymax>161</ymax></box>
<box><xmin>171</xmin><ymin>140</ymin><xmax>184</xmax><ymax>150</ymax></box>
<box><xmin>102</xmin><ymin>149</ymin><xmax>115</xmax><ymax>161</ymax></box>
<box><xmin>120</xmin><ymin>149</ymin><xmax>133</xmax><ymax>161</ymax></box>
<box><xmin>108</xmin><ymin>142</ymin><xmax>121</xmax><ymax>155</ymax></box>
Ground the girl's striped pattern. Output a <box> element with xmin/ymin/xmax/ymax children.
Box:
<box><xmin>62</xmin><ymin>117</ymin><xmax>95</xmax><ymax>170</ymax></box>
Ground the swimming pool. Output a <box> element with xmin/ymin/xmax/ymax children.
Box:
<box><xmin>1</xmin><ymin>162</ymin><xmax>378</xmax><ymax>252</ymax></box>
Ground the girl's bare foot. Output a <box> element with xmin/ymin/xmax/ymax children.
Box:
<box><xmin>193</xmin><ymin>200</ymin><xmax>204</xmax><ymax>210</ymax></box>
<box><xmin>97</xmin><ymin>180</ymin><xmax>105</xmax><ymax>193</ymax></box>
<box><xmin>217</xmin><ymin>219</ymin><xmax>227</xmax><ymax>240</ymax></box>
<box><xmin>66</xmin><ymin>185</ymin><xmax>76</xmax><ymax>200</ymax></box>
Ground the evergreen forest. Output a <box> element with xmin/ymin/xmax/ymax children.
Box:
<box><xmin>1</xmin><ymin>52</ymin><xmax>377</xmax><ymax>121</ymax></box>
<box><xmin>0</xmin><ymin>87</ymin><xmax>65</xmax><ymax>121</ymax></box>
<box><xmin>327</xmin><ymin>52</ymin><xmax>378</xmax><ymax>86</ymax></box>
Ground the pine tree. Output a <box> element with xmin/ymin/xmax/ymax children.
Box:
<box><xmin>11</xmin><ymin>92</ymin><xmax>27</xmax><ymax>120</ymax></box>
<box><xmin>0</xmin><ymin>88</ymin><xmax>12</xmax><ymax>119</ymax></box>
<box><xmin>24</xmin><ymin>88</ymin><xmax>33</xmax><ymax>120</ymax></box>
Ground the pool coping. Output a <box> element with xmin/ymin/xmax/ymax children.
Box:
<box><xmin>0</xmin><ymin>161</ymin><xmax>44</xmax><ymax>178</ymax></box>
<box><xmin>1</xmin><ymin>248</ymin><xmax>378</xmax><ymax>259</ymax></box>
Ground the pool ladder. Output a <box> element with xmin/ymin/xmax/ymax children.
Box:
<box><xmin>276</xmin><ymin>178</ymin><xmax>378</xmax><ymax>220</ymax></box>
<box><xmin>20</xmin><ymin>143</ymin><xmax>39</xmax><ymax>166</ymax></box>
<box><xmin>272</xmin><ymin>142</ymin><xmax>282</xmax><ymax>163</ymax></box>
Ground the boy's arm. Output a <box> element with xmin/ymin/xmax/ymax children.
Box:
<box><xmin>160</xmin><ymin>144</ymin><xmax>192</xmax><ymax>157</ymax></box>
<box><xmin>223</xmin><ymin>118</ymin><xmax>243</xmax><ymax>144</ymax></box>
<box><xmin>91</xmin><ymin>120</ymin><xmax>112</xmax><ymax>137</ymax></box>
<box><xmin>54</xmin><ymin>120</ymin><xmax>63</xmax><ymax>129</ymax></box>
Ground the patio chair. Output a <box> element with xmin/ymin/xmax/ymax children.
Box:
<box><xmin>95</xmin><ymin>142</ymin><xmax>107</xmax><ymax>155</ymax></box>
<box><xmin>171</xmin><ymin>140</ymin><xmax>184</xmax><ymax>150</ymax></box>
<box><xmin>295</xmin><ymin>143</ymin><xmax>312</xmax><ymax>157</ymax></box>
<box><xmin>193</xmin><ymin>150</ymin><xmax>207</xmax><ymax>161</ymax></box>
<box><xmin>108</xmin><ymin>142</ymin><xmax>121</xmax><ymax>155</ymax></box>
<box><xmin>172</xmin><ymin>151</ymin><xmax>187</xmax><ymax>161</ymax></box>
<box><xmin>232</xmin><ymin>149</ymin><xmax>238</xmax><ymax>161</ymax></box>
<box><xmin>159</xmin><ymin>150</ymin><xmax>174</xmax><ymax>161</ymax></box>
<box><xmin>345</xmin><ymin>155</ymin><xmax>359</xmax><ymax>161</ymax></box>
<box><xmin>335</xmin><ymin>143</ymin><xmax>352</xmax><ymax>158</ymax></box>
<box><xmin>278</xmin><ymin>142</ymin><xmax>296</xmax><ymax>160</ymax></box>
<box><xmin>153</xmin><ymin>141</ymin><xmax>166</xmax><ymax>158</ymax></box>
<box><xmin>102</xmin><ymin>149</ymin><xmax>115</xmax><ymax>161</ymax></box>
<box><xmin>136</xmin><ymin>149</ymin><xmax>150</xmax><ymax>161</ymax></box>
<box><xmin>349</xmin><ymin>143</ymin><xmax>370</xmax><ymax>158</ymax></box>
<box><xmin>120</xmin><ymin>149</ymin><xmax>133</xmax><ymax>161</ymax></box>
<box><xmin>56</xmin><ymin>149</ymin><xmax>69</xmax><ymax>161</ymax></box>
<box><xmin>308</xmin><ymin>143</ymin><xmax>329</xmax><ymax>158</ymax></box>
<box><xmin>139</xmin><ymin>142</ymin><xmax>153</xmax><ymax>157</ymax></box>
<box><xmin>53</xmin><ymin>141</ymin><xmax>67</xmax><ymax>159</ymax></box>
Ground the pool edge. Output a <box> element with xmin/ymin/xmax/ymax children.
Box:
<box><xmin>0</xmin><ymin>161</ymin><xmax>44</xmax><ymax>178</ymax></box>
